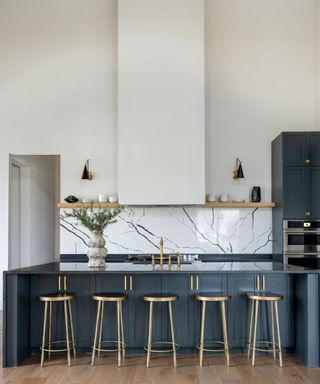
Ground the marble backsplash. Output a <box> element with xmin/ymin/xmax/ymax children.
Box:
<box><xmin>60</xmin><ymin>207</ymin><xmax>273</xmax><ymax>255</ymax></box>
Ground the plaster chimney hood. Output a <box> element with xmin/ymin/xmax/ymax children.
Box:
<box><xmin>118</xmin><ymin>0</ymin><xmax>205</xmax><ymax>205</ymax></box>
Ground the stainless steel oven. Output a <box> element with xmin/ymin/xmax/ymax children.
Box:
<box><xmin>283</xmin><ymin>220</ymin><xmax>320</xmax><ymax>266</ymax></box>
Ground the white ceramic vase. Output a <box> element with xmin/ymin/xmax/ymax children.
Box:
<box><xmin>87</xmin><ymin>231</ymin><xmax>107</xmax><ymax>269</ymax></box>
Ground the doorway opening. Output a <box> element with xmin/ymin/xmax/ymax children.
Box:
<box><xmin>8</xmin><ymin>155</ymin><xmax>60</xmax><ymax>269</ymax></box>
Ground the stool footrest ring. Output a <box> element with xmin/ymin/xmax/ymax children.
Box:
<box><xmin>249</xmin><ymin>340</ymin><xmax>280</xmax><ymax>353</ymax></box>
<box><xmin>92</xmin><ymin>340</ymin><xmax>126</xmax><ymax>353</ymax></box>
<box><xmin>196</xmin><ymin>340</ymin><xmax>231</xmax><ymax>353</ymax></box>
<box><xmin>40</xmin><ymin>340</ymin><xmax>76</xmax><ymax>353</ymax></box>
<box><xmin>144</xmin><ymin>341</ymin><xmax>180</xmax><ymax>354</ymax></box>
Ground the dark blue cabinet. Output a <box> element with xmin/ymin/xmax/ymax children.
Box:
<box><xmin>227</xmin><ymin>274</ymin><xmax>258</xmax><ymax>349</ymax></box>
<box><xmin>162</xmin><ymin>274</ymin><xmax>194</xmax><ymax>347</ymax></box>
<box><xmin>283</xmin><ymin>133</ymin><xmax>306</xmax><ymax>166</ymax></box>
<box><xmin>193</xmin><ymin>274</ymin><xmax>227</xmax><ymax>346</ymax></box>
<box><xmin>30</xmin><ymin>275</ymin><xmax>58</xmax><ymax>351</ymax></box>
<box><xmin>283</xmin><ymin>167</ymin><xmax>307</xmax><ymax>219</ymax></box>
<box><xmin>127</xmin><ymin>274</ymin><xmax>162</xmax><ymax>347</ymax></box>
<box><xmin>262</xmin><ymin>274</ymin><xmax>294</xmax><ymax>349</ymax></box>
<box><xmin>273</xmin><ymin>132</ymin><xmax>320</xmax><ymax>229</ymax></box>
<box><xmin>89</xmin><ymin>275</ymin><xmax>126</xmax><ymax>348</ymax></box>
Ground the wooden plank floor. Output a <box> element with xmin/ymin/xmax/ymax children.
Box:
<box><xmin>1</xmin><ymin>316</ymin><xmax>320</xmax><ymax>383</ymax></box>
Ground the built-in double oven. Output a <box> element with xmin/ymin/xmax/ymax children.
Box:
<box><xmin>283</xmin><ymin>220</ymin><xmax>320</xmax><ymax>267</ymax></box>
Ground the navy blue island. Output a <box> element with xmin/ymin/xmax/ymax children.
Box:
<box><xmin>3</xmin><ymin>258</ymin><xmax>320</xmax><ymax>368</ymax></box>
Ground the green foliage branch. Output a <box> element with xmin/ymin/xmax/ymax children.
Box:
<box><xmin>62</xmin><ymin>205</ymin><xmax>122</xmax><ymax>232</ymax></box>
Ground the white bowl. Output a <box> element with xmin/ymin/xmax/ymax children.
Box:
<box><xmin>108</xmin><ymin>195</ymin><xmax>118</xmax><ymax>203</ymax></box>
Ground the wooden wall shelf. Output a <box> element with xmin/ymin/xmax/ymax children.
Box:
<box><xmin>57</xmin><ymin>202</ymin><xmax>120</xmax><ymax>209</ymax></box>
<box><xmin>57</xmin><ymin>202</ymin><xmax>275</xmax><ymax>209</ymax></box>
<box><xmin>204</xmin><ymin>202</ymin><xmax>275</xmax><ymax>208</ymax></box>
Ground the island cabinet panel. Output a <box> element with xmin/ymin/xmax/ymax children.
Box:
<box><xmin>30</xmin><ymin>275</ymin><xmax>58</xmax><ymax>351</ymax></box>
<box><xmin>162</xmin><ymin>274</ymin><xmax>194</xmax><ymax>347</ymax></box>
<box><xmin>127</xmin><ymin>274</ymin><xmax>162</xmax><ymax>347</ymax></box>
<box><xmin>66</xmin><ymin>275</ymin><xmax>96</xmax><ymax>348</ymax></box>
<box><xmin>193</xmin><ymin>274</ymin><xmax>227</xmax><ymax>347</ymax></box>
<box><xmin>262</xmin><ymin>274</ymin><xmax>294</xmax><ymax>349</ymax></box>
<box><xmin>94</xmin><ymin>275</ymin><xmax>129</xmax><ymax>346</ymax></box>
<box><xmin>227</xmin><ymin>274</ymin><xmax>258</xmax><ymax>349</ymax></box>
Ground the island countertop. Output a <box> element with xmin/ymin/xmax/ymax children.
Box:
<box><xmin>4</xmin><ymin>261</ymin><xmax>319</xmax><ymax>274</ymax></box>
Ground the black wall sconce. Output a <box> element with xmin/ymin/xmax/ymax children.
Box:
<box><xmin>233</xmin><ymin>158</ymin><xmax>244</xmax><ymax>179</ymax></box>
<box><xmin>81</xmin><ymin>159</ymin><xmax>93</xmax><ymax>180</ymax></box>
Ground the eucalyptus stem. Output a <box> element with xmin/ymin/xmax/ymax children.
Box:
<box><xmin>61</xmin><ymin>205</ymin><xmax>122</xmax><ymax>232</ymax></box>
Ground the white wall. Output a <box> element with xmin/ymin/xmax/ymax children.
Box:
<box><xmin>0</xmin><ymin>0</ymin><xmax>118</xmax><ymax>306</ymax></box>
<box><xmin>10</xmin><ymin>155</ymin><xmax>59</xmax><ymax>267</ymax></box>
<box><xmin>0</xmin><ymin>0</ymin><xmax>320</xmax><ymax>305</ymax></box>
<box><xmin>205</xmin><ymin>0</ymin><xmax>317</xmax><ymax>202</ymax></box>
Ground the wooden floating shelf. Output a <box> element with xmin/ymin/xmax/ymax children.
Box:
<box><xmin>204</xmin><ymin>202</ymin><xmax>276</xmax><ymax>208</ymax></box>
<box><xmin>57</xmin><ymin>202</ymin><xmax>275</xmax><ymax>209</ymax></box>
<box><xmin>57</xmin><ymin>202</ymin><xmax>120</xmax><ymax>209</ymax></box>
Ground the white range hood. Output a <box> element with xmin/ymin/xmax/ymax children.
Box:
<box><xmin>118</xmin><ymin>0</ymin><xmax>205</xmax><ymax>205</ymax></box>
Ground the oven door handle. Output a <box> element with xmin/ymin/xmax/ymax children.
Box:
<box><xmin>284</xmin><ymin>231</ymin><xmax>320</xmax><ymax>235</ymax></box>
<box><xmin>284</xmin><ymin>253</ymin><xmax>320</xmax><ymax>257</ymax></box>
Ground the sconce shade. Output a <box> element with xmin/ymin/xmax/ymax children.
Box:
<box><xmin>236</xmin><ymin>162</ymin><xmax>244</xmax><ymax>179</ymax></box>
<box><xmin>81</xmin><ymin>160</ymin><xmax>92</xmax><ymax>180</ymax></box>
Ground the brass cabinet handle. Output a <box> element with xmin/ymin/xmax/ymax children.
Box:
<box><xmin>124</xmin><ymin>275</ymin><xmax>127</xmax><ymax>291</ymax></box>
<box><xmin>58</xmin><ymin>275</ymin><xmax>61</xmax><ymax>291</ymax></box>
<box><xmin>256</xmin><ymin>275</ymin><xmax>260</xmax><ymax>290</ymax></box>
<box><xmin>129</xmin><ymin>275</ymin><xmax>133</xmax><ymax>291</ymax></box>
<box><xmin>262</xmin><ymin>275</ymin><xmax>266</xmax><ymax>290</ymax></box>
<box><xmin>64</xmin><ymin>276</ymin><xmax>67</xmax><ymax>291</ymax></box>
<box><xmin>190</xmin><ymin>276</ymin><xmax>194</xmax><ymax>291</ymax></box>
<box><xmin>196</xmin><ymin>275</ymin><xmax>199</xmax><ymax>291</ymax></box>
<box><xmin>305</xmin><ymin>159</ymin><xmax>311</xmax><ymax>164</ymax></box>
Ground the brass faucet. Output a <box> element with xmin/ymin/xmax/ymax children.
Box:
<box><xmin>151</xmin><ymin>237</ymin><xmax>181</xmax><ymax>271</ymax></box>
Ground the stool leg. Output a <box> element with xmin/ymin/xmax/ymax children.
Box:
<box><xmin>199</xmin><ymin>301</ymin><xmax>206</xmax><ymax>367</ymax></box>
<box><xmin>271</xmin><ymin>301</ymin><xmax>276</xmax><ymax>360</ymax></box>
<box><xmin>221</xmin><ymin>301</ymin><xmax>230</xmax><ymax>367</ymax></box>
<box><xmin>120</xmin><ymin>302</ymin><xmax>125</xmax><ymax>359</ymax></box>
<box><xmin>146</xmin><ymin>302</ymin><xmax>153</xmax><ymax>368</ymax></box>
<box><xmin>247</xmin><ymin>299</ymin><xmax>254</xmax><ymax>358</ymax></box>
<box><xmin>168</xmin><ymin>301</ymin><xmax>177</xmax><ymax>368</ymax></box>
<box><xmin>48</xmin><ymin>301</ymin><xmax>52</xmax><ymax>361</ymax></box>
<box><xmin>68</xmin><ymin>301</ymin><xmax>76</xmax><ymax>358</ymax></box>
<box><xmin>91</xmin><ymin>300</ymin><xmax>102</xmax><ymax>366</ymax></box>
<box><xmin>98</xmin><ymin>301</ymin><xmax>105</xmax><ymax>358</ymax></box>
<box><xmin>275</xmin><ymin>301</ymin><xmax>283</xmax><ymax>368</ymax></box>
<box><xmin>64</xmin><ymin>300</ymin><xmax>71</xmax><ymax>367</ymax></box>
<box><xmin>41</xmin><ymin>301</ymin><xmax>48</xmax><ymax>367</ymax></box>
<box><xmin>252</xmin><ymin>300</ymin><xmax>259</xmax><ymax>367</ymax></box>
<box><xmin>117</xmin><ymin>301</ymin><xmax>121</xmax><ymax>367</ymax></box>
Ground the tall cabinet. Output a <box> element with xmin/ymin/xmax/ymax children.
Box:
<box><xmin>272</xmin><ymin>132</ymin><xmax>320</xmax><ymax>254</ymax></box>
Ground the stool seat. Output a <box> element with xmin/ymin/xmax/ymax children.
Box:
<box><xmin>247</xmin><ymin>292</ymin><xmax>283</xmax><ymax>301</ymax></box>
<box><xmin>196</xmin><ymin>293</ymin><xmax>231</xmax><ymax>302</ymax></box>
<box><xmin>93</xmin><ymin>293</ymin><xmax>128</xmax><ymax>302</ymax></box>
<box><xmin>40</xmin><ymin>293</ymin><xmax>75</xmax><ymax>302</ymax></box>
<box><xmin>143</xmin><ymin>294</ymin><xmax>178</xmax><ymax>302</ymax></box>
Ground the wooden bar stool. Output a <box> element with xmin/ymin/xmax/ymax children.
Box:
<box><xmin>196</xmin><ymin>294</ymin><xmax>231</xmax><ymax>367</ymax></box>
<box><xmin>143</xmin><ymin>294</ymin><xmax>179</xmax><ymax>368</ymax></box>
<box><xmin>91</xmin><ymin>293</ymin><xmax>127</xmax><ymax>367</ymax></box>
<box><xmin>247</xmin><ymin>292</ymin><xmax>283</xmax><ymax>367</ymax></box>
<box><xmin>39</xmin><ymin>293</ymin><xmax>76</xmax><ymax>367</ymax></box>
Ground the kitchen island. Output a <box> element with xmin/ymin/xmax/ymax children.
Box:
<box><xmin>3</xmin><ymin>260</ymin><xmax>320</xmax><ymax>368</ymax></box>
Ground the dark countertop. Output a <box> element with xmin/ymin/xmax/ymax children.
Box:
<box><xmin>4</xmin><ymin>261</ymin><xmax>318</xmax><ymax>275</ymax></box>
